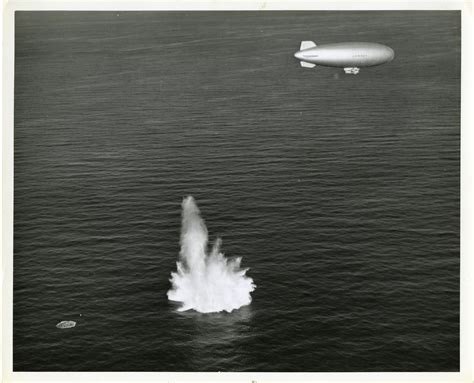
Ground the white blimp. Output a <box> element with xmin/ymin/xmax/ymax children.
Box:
<box><xmin>294</xmin><ymin>41</ymin><xmax>395</xmax><ymax>74</ymax></box>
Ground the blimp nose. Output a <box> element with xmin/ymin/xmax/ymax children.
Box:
<box><xmin>387</xmin><ymin>47</ymin><xmax>395</xmax><ymax>61</ymax></box>
<box><xmin>294</xmin><ymin>51</ymin><xmax>305</xmax><ymax>60</ymax></box>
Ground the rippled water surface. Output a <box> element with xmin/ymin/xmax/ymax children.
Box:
<box><xmin>14</xmin><ymin>11</ymin><xmax>460</xmax><ymax>371</ymax></box>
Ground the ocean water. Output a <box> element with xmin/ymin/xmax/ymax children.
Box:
<box><xmin>13</xmin><ymin>11</ymin><xmax>460</xmax><ymax>371</ymax></box>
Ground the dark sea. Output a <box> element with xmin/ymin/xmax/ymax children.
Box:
<box><xmin>13</xmin><ymin>11</ymin><xmax>460</xmax><ymax>372</ymax></box>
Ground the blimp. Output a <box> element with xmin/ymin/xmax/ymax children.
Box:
<box><xmin>294</xmin><ymin>41</ymin><xmax>395</xmax><ymax>74</ymax></box>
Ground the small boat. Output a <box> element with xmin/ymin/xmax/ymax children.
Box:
<box><xmin>56</xmin><ymin>320</ymin><xmax>76</xmax><ymax>329</ymax></box>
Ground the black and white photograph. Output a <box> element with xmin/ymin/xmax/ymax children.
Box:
<box><xmin>3</xmin><ymin>2</ymin><xmax>471</xmax><ymax>380</ymax></box>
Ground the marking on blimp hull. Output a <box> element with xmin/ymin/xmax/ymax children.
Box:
<box><xmin>294</xmin><ymin>41</ymin><xmax>395</xmax><ymax>75</ymax></box>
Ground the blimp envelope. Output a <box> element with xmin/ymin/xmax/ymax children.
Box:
<box><xmin>294</xmin><ymin>41</ymin><xmax>395</xmax><ymax>74</ymax></box>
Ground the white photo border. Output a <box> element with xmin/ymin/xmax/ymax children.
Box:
<box><xmin>2</xmin><ymin>1</ymin><xmax>472</xmax><ymax>382</ymax></box>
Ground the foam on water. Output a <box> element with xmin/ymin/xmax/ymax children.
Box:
<box><xmin>167</xmin><ymin>196</ymin><xmax>256</xmax><ymax>313</ymax></box>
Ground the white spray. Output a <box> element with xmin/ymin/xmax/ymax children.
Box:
<box><xmin>167</xmin><ymin>196</ymin><xmax>256</xmax><ymax>313</ymax></box>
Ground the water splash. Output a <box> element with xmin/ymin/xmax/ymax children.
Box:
<box><xmin>167</xmin><ymin>196</ymin><xmax>256</xmax><ymax>313</ymax></box>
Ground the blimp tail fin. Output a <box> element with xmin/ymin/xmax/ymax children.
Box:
<box><xmin>300</xmin><ymin>41</ymin><xmax>316</xmax><ymax>50</ymax></box>
<box><xmin>300</xmin><ymin>61</ymin><xmax>316</xmax><ymax>68</ymax></box>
